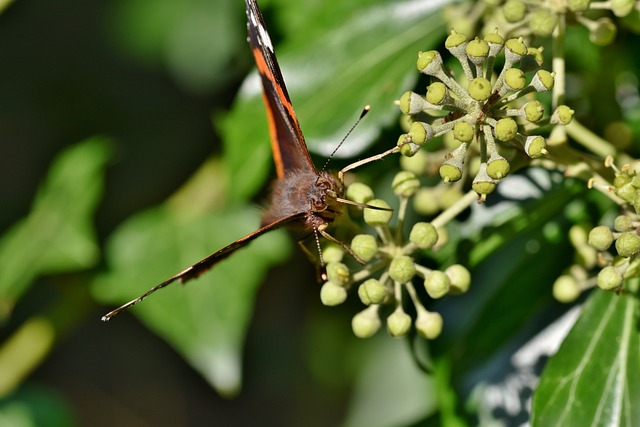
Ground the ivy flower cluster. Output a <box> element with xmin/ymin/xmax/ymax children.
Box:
<box><xmin>445</xmin><ymin>0</ymin><xmax>634</xmax><ymax>45</ymax></box>
<box><xmin>397</xmin><ymin>30</ymin><xmax>572</xmax><ymax>201</ymax></box>
<box><xmin>318</xmin><ymin>172</ymin><xmax>471</xmax><ymax>340</ymax></box>
<box><xmin>553</xmin><ymin>159</ymin><xmax>640</xmax><ymax>302</ymax></box>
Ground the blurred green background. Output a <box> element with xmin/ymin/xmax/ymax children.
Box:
<box><xmin>0</xmin><ymin>0</ymin><xmax>447</xmax><ymax>425</ymax></box>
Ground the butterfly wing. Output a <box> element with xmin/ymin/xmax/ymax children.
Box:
<box><xmin>245</xmin><ymin>0</ymin><xmax>316</xmax><ymax>178</ymax></box>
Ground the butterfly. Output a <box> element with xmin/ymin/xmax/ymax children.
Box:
<box><xmin>101</xmin><ymin>0</ymin><xmax>368</xmax><ymax>321</ymax></box>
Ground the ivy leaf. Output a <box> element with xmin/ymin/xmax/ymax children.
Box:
<box><xmin>0</xmin><ymin>138</ymin><xmax>111</xmax><ymax>321</ymax></box>
<box><xmin>217</xmin><ymin>0</ymin><xmax>449</xmax><ymax>200</ymax></box>
<box><xmin>531</xmin><ymin>284</ymin><xmax>640</xmax><ymax>426</ymax></box>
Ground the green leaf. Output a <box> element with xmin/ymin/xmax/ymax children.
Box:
<box><xmin>0</xmin><ymin>138</ymin><xmax>111</xmax><ymax>321</ymax></box>
<box><xmin>218</xmin><ymin>0</ymin><xmax>448</xmax><ymax>200</ymax></box>
<box><xmin>531</xmin><ymin>284</ymin><xmax>640</xmax><ymax>426</ymax></box>
<box><xmin>93</xmin><ymin>197</ymin><xmax>291</xmax><ymax>396</ymax></box>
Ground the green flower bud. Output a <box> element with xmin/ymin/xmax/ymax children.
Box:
<box><xmin>320</xmin><ymin>281</ymin><xmax>347</xmax><ymax>306</ymax></box>
<box><xmin>524</xmin><ymin>135</ymin><xmax>547</xmax><ymax>158</ymax></box>
<box><xmin>614</xmin><ymin>215</ymin><xmax>633</xmax><ymax>232</ymax></box>
<box><xmin>569</xmin><ymin>224</ymin><xmax>588</xmax><ymax>246</ymax></box>
<box><xmin>417</xmin><ymin>50</ymin><xmax>444</xmax><ymax>75</ymax></box>
<box><xmin>408</xmin><ymin>121</ymin><xmax>433</xmax><ymax>145</ymax></box>
<box><xmin>597</xmin><ymin>266</ymin><xmax>623</xmax><ymax>290</ymax></box>
<box><xmin>530</xmin><ymin>10</ymin><xmax>557</xmax><ymax>37</ymax></box>
<box><xmin>399</xmin><ymin>91</ymin><xmax>430</xmax><ymax>115</ymax></box>
<box><xmin>358</xmin><ymin>278</ymin><xmax>387</xmax><ymax>305</ymax></box>
<box><xmin>424</xmin><ymin>270</ymin><xmax>451</xmax><ymax>299</ymax></box>
<box><xmin>615</xmin><ymin>231</ymin><xmax>640</xmax><ymax>257</ymax></box>
<box><xmin>413</xmin><ymin>188</ymin><xmax>440</xmax><ymax>216</ymax></box>
<box><xmin>346</xmin><ymin>182</ymin><xmax>374</xmax><ymax>204</ymax></box>
<box><xmin>567</xmin><ymin>0</ymin><xmax>591</xmax><ymax>12</ymax></box>
<box><xmin>322</xmin><ymin>244</ymin><xmax>344</xmax><ymax>263</ymax></box>
<box><xmin>392</xmin><ymin>171</ymin><xmax>420</xmax><ymax>198</ymax></box>
<box><xmin>616</xmin><ymin>180</ymin><xmax>637</xmax><ymax>203</ymax></box>
<box><xmin>553</xmin><ymin>275</ymin><xmax>581</xmax><ymax>303</ymax></box>
<box><xmin>415</xmin><ymin>309</ymin><xmax>443</xmax><ymax>339</ymax></box>
<box><xmin>523</xmin><ymin>100</ymin><xmax>544</xmax><ymax>122</ymax></box>
<box><xmin>387</xmin><ymin>307</ymin><xmax>412</xmax><ymax>337</ymax></box>
<box><xmin>503</xmin><ymin>0</ymin><xmax>527</xmax><ymax>23</ymax></box>
<box><xmin>400</xmin><ymin>147</ymin><xmax>428</xmax><ymax>175</ymax></box>
<box><xmin>468</xmin><ymin>77</ymin><xmax>492</xmax><ymax>101</ymax></box>
<box><xmin>504</xmin><ymin>68</ymin><xmax>526</xmax><ymax>91</ymax></box>
<box><xmin>531</xmin><ymin>70</ymin><xmax>554</xmax><ymax>92</ymax></box>
<box><xmin>588</xmin><ymin>226</ymin><xmax>614</xmax><ymax>251</ymax></box>
<box><xmin>426</xmin><ymin>82</ymin><xmax>447</xmax><ymax>105</ymax></box>
<box><xmin>466</xmin><ymin>37</ymin><xmax>490</xmax><ymax>64</ymax></box>
<box><xmin>576</xmin><ymin>244</ymin><xmax>597</xmax><ymax>269</ymax></box>
<box><xmin>389</xmin><ymin>255</ymin><xmax>416</xmax><ymax>283</ymax></box>
<box><xmin>486</xmin><ymin>154</ymin><xmax>510</xmax><ymax>179</ymax></box>
<box><xmin>326</xmin><ymin>262</ymin><xmax>350</xmax><ymax>287</ymax></box>
<box><xmin>440</xmin><ymin>186</ymin><xmax>464</xmax><ymax>209</ymax></box>
<box><xmin>453</xmin><ymin>121</ymin><xmax>475</xmax><ymax>142</ymax></box>
<box><xmin>352</xmin><ymin>305</ymin><xmax>381</xmax><ymax>338</ymax></box>
<box><xmin>351</xmin><ymin>234</ymin><xmax>378</xmax><ymax>262</ymax></box>
<box><xmin>611</xmin><ymin>0</ymin><xmax>634</xmax><ymax>17</ymax></box>
<box><xmin>494</xmin><ymin>118</ymin><xmax>518</xmax><ymax>141</ymax></box>
<box><xmin>363</xmin><ymin>199</ymin><xmax>393</xmax><ymax>226</ymax></box>
<box><xmin>445</xmin><ymin>264</ymin><xmax>471</xmax><ymax>294</ymax></box>
<box><xmin>505</xmin><ymin>37</ymin><xmax>527</xmax><ymax>61</ymax></box>
<box><xmin>409</xmin><ymin>222</ymin><xmax>438</xmax><ymax>249</ymax></box>
<box><xmin>551</xmin><ymin>105</ymin><xmax>574</xmax><ymax>125</ymax></box>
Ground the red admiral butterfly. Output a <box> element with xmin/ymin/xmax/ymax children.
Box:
<box><xmin>102</xmin><ymin>0</ymin><xmax>371</xmax><ymax>321</ymax></box>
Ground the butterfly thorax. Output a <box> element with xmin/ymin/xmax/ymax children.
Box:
<box><xmin>262</xmin><ymin>170</ymin><xmax>344</xmax><ymax>230</ymax></box>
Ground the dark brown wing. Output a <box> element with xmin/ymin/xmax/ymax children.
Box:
<box><xmin>101</xmin><ymin>212</ymin><xmax>305</xmax><ymax>321</ymax></box>
<box><xmin>245</xmin><ymin>0</ymin><xmax>316</xmax><ymax>178</ymax></box>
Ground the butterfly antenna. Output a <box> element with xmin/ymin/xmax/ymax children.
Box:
<box><xmin>320</xmin><ymin>105</ymin><xmax>371</xmax><ymax>172</ymax></box>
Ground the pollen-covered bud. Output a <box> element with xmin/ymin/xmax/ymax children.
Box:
<box><xmin>346</xmin><ymin>182</ymin><xmax>374</xmax><ymax>204</ymax></box>
<box><xmin>504</xmin><ymin>68</ymin><xmax>526</xmax><ymax>91</ymax></box>
<box><xmin>494</xmin><ymin>118</ymin><xmax>518</xmax><ymax>141</ymax></box>
<box><xmin>358</xmin><ymin>278</ymin><xmax>386</xmax><ymax>305</ymax></box>
<box><xmin>553</xmin><ymin>275</ymin><xmax>581</xmax><ymax>303</ymax></box>
<box><xmin>445</xmin><ymin>264</ymin><xmax>471</xmax><ymax>294</ymax></box>
<box><xmin>399</xmin><ymin>91</ymin><xmax>430</xmax><ymax>115</ymax></box>
<box><xmin>453</xmin><ymin>121</ymin><xmax>475</xmax><ymax>143</ymax></box>
<box><xmin>502</xmin><ymin>0</ymin><xmax>527</xmax><ymax>23</ymax></box>
<box><xmin>486</xmin><ymin>153</ymin><xmax>510</xmax><ymax>180</ymax></box>
<box><xmin>424</xmin><ymin>270</ymin><xmax>451</xmax><ymax>299</ymax></box>
<box><xmin>415</xmin><ymin>309</ymin><xmax>443</xmax><ymax>339</ymax></box>
<box><xmin>322</xmin><ymin>244</ymin><xmax>344</xmax><ymax>263</ymax></box>
<box><xmin>597</xmin><ymin>266</ymin><xmax>623</xmax><ymax>290</ymax></box>
<box><xmin>351</xmin><ymin>234</ymin><xmax>378</xmax><ymax>262</ymax></box>
<box><xmin>389</xmin><ymin>255</ymin><xmax>416</xmax><ymax>283</ymax></box>
<box><xmin>326</xmin><ymin>262</ymin><xmax>350</xmax><ymax>287</ymax></box>
<box><xmin>320</xmin><ymin>281</ymin><xmax>347</xmax><ymax>306</ymax></box>
<box><xmin>466</xmin><ymin>37</ymin><xmax>490</xmax><ymax>65</ymax></box>
<box><xmin>472</xmin><ymin>164</ymin><xmax>497</xmax><ymax>199</ymax></box>
<box><xmin>531</xmin><ymin>70</ymin><xmax>554</xmax><ymax>92</ymax></box>
<box><xmin>611</xmin><ymin>0</ymin><xmax>634</xmax><ymax>17</ymax></box>
<box><xmin>352</xmin><ymin>305</ymin><xmax>381</xmax><ymax>338</ymax></box>
<box><xmin>417</xmin><ymin>50</ymin><xmax>444</xmax><ymax>75</ymax></box>
<box><xmin>588</xmin><ymin>225</ymin><xmax>614</xmax><ymax>251</ymax></box>
<box><xmin>567</xmin><ymin>0</ymin><xmax>591</xmax><ymax>12</ymax></box>
<box><xmin>615</xmin><ymin>231</ymin><xmax>640</xmax><ymax>258</ymax></box>
<box><xmin>468</xmin><ymin>77</ymin><xmax>492</xmax><ymax>101</ymax></box>
<box><xmin>523</xmin><ymin>100</ymin><xmax>544</xmax><ymax>123</ymax></box>
<box><xmin>524</xmin><ymin>135</ymin><xmax>547</xmax><ymax>158</ymax></box>
<box><xmin>409</xmin><ymin>222</ymin><xmax>438</xmax><ymax>249</ymax></box>
<box><xmin>393</xmin><ymin>171</ymin><xmax>420</xmax><ymax>198</ymax></box>
<box><xmin>387</xmin><ymin>307</ymin><xmax>412</xmax><ymax>337</ymax></box>
<box><xmin>426</xmin><ymin>82</ymin><xmax>448</xmax><ymax>105</ymax></box>
<box><xmin>363</xmin><ymin>199</ymin><xmax>393</xmax><ymax>226</ymax></box>
<box><xmin>530</xmin><ymin>10</ymin><xmax>557</xmax><ymax>37</ymax></box>
<box><xmin>614</xmin><ymin>215</ymin><xmax>633</xmax><ymax>232</ymax></box>
<box><xmin>551</xmin><ymin>105</ymin><xmax>574</xmax><ymax>125</ymax></box>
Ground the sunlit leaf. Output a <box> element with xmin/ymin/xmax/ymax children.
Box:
<box><xmin>531</xmin><ymin>284</ymin><xmax>640</xmax><ymax>426</ymax></box>
<box><xmin>0</xmin><ymin>138</ymin><xmax>111</xmax><ymax>320</ymax></box>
